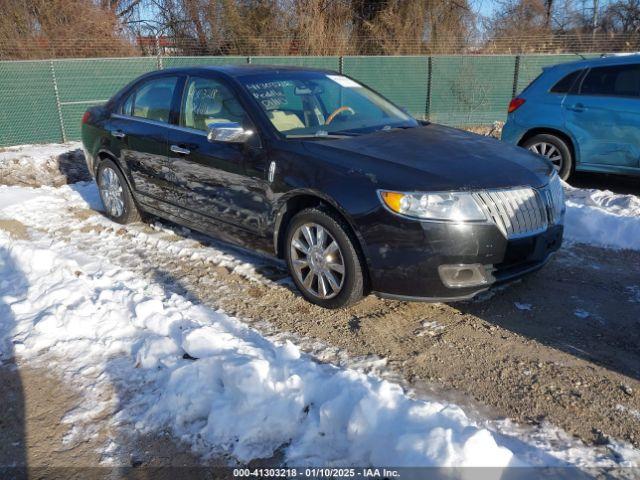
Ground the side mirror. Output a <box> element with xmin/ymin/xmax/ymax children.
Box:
<box><xmin>207</xmin><ymin>122</ymin><xmax>253</xmax><ymax>143</ymax></box>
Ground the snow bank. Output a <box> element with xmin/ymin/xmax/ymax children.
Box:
<box><xmin>0</xmin><ymin>142</ymin><xmax>88</xmax><ymax>187</ymax></box>
<box><xmin>564</xmin><ymin>183</ymin><xmax>640</xmax><ymax>251</ymax></box>
<box><xmin>0</xmin><ymin>231</ymin><xmax>518</xmax><ymax>467</ymax></box>
<box><xmin>0</xmin><ymin>142</ymin><xmax>81</xmax><ymax>164</ymax></box>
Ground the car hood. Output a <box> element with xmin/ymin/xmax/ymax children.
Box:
<box><xmin>302</xmin><ymin>124</ymin><xmax>553</xmax><ymax>191</ymax></box>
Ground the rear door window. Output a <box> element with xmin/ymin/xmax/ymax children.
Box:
<box><xmin>131</xmin><ymin>76</ymin><xmax>179</xmax><ymax>123</ymax></box>
<box><xmin>579</xmin><ymin>64</ymin><xmax>640</xmax><ymax>98</ymax></box>
<box><xmin>550</xmin><ymin>69</ymin><xmax>584</xmax><ymax>94</ymax></box>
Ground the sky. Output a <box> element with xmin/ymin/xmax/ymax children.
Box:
<box><xmin>477</xmin><ymin>0</ymin><xmax>500</xmax><ymax>18</ymax></box>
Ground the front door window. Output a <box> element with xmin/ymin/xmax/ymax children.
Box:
<box><xmin>181</xmin><ymin>77</ymin><xmax>250</xmax><ymax>131</ymax></box>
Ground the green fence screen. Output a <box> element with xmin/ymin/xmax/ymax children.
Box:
<box><xmin>0</xmin><ymin>61</ymin><xmax>61</xmax><ymax>146</ymax></box>
<box><xmin>0</xmin><ymin>53</ymin><xmax>592</xmax><ymax>147</ymax></box>
<box><xmin>429</xmin><ymin>55</ymin><xmax>517</xmax><ymax>126</ymax></box>
<box><xmin>54</xmin><ymin>57</ymin><xmax>159</xmax><ymax>141</ymax></box>
<box><xmin>342</xmin><ymin>56</ymin><xmax>429</xmax><ymax>120</ymax></box>
<box><xmin>250</xmin><ymin>56</ymin><xmax>340</xmax><ymax>70</ymax></box>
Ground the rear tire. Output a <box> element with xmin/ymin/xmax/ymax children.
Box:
<box><xmin>96</xmin><ymin>159</ymin><xmax>141</xmax><ymax>224</ymax></box>
<box><xmin>285</xmin><ymin>208</ymin><xmax>364</xmax><ymax>309</ymax></box>
<box><xmin>522</xmin><ymin>133</ymin><xmax>573</xmax><ymax>180</ymax></box>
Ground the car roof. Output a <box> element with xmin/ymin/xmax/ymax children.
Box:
<box><xmin>545</xmin><ymin>53</ymin><xmax>640</xmax><ymax>71</ymax></box>
<box><xmin>157</xmin><ymin>64</ymin><xmax>338</xmax><ymax>78</ymax></box>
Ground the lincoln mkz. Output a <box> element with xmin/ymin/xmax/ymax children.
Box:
<box><xmin>81</xmin><ymin>65</ymin><xmax>565</xmax><ymax>308</ymax></box>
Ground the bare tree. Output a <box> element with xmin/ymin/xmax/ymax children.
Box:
<box><xmin>0</xmin><ymin>0</ymin><xmax>135</xmax><ymax>59</ymax></box>
<box><xmin>600</xmin><ymin>0</ymin><xmax>640</xmax><ymax>33</ymax></box>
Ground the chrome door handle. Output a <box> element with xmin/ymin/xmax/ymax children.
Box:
<box><xmin>111</xmin><ymin>130</ymin><xmax>126</xmax><ymax>139</ymax></box>
<box><xmin>170</xmin><ymin>145</ymin><xmax>190</xmax><ymax>155</ymax></box>
<box><xmin>567</xmin><ymin>103</ymin><xmax>586</xmax><ymax>112</ymax></box>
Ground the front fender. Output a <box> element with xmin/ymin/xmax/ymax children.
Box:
<box><xmin>272</xmin><ymin>187</ymin><xmax>371</xmax><ymax>260</ymax></box>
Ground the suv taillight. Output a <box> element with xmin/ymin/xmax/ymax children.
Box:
<box><xmin>508</xmin><ymin>97</ymin><xmax>526</xmax><ymax>113</ymax></box>
<box><xmin>81</xmin><ymin>111</ymin><xmax>91</xmax><ymax>124</ymax></box>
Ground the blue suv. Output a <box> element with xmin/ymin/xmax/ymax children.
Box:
<box><xmin>502</xmin><ymin>54</ymin><xmax>640</xmax><ymax>180</ymax></box>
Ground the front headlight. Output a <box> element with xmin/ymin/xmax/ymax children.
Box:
<box><xmin>379</xmin><ymin>190</ymin><xmax>487</xmax><ymax>221</ymax></box>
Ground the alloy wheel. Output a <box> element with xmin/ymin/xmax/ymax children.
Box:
<box><xmin>99</xmin><ymin>167</ymin><xmax>125</xmax><ymax>218</ymax></box>
<box><xmin>290</xmin><ymin>222</ymin><xmax>345</xmax><ymax>299</ymax></box>
<box><xmin>528</xmin><ymin>142</ymin><xmax>563</xmax><ymax>171</ymax></box>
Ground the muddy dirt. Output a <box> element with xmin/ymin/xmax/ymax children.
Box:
<box><xmin>0</xmin><ymin>219</ymin><xmax>29</xmax><ymax>240</ymax></box>
<box><xmin>0</xmin><ymin>358</ymin><xmax>210</xmax><ymax>473</ymax></box>
<box><xmin>145</xmin><ymin>236</ymin><xmax>640</xmax><ymax>449</ymax></box>
<box><xmin>39</xmin><ymin>198</ymin><xmax>640</xmax><ymax>451</ymax></box>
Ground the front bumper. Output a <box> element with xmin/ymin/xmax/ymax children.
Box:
<box><xmin>363</xmin><ymin>214</ymin><xmax>563</xmax><ymax>301</ymax></box>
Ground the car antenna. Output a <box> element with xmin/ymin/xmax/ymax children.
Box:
<box><xmin>574</xmin><ymin>53</ymin><xmax>587</xmax><ymax>60</ymax></box>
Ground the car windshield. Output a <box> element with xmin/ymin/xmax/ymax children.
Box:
<box><xmin>238</xmin><ymin>71</ymin><xmax>419</xmax><ymax>138</ymax></box>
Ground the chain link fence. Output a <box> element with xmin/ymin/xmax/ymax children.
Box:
<box><xmin>2</xmin><ymin>32</ymin><xmax>639</xmax><ymax>59</ymax></box>
<box><xmin>0</xmin><ymin>52</ymin><xmax>611</xmax><ymax>147</ymax></box>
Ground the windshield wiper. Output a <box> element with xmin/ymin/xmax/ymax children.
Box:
<box><xmin>379</xmin><ymin>125</ymin><xmax>417</xmax><ymax>132</ymax></box>
<box><xmin>288</xmin><ymin>130</ymin><xmax>363</xmax><ymax>139</ymax></box>
<box><xmin>287</xmin><ymin>134</ymin><xmax>351</xmax><ymax>140</ymax></box>
<box><xmin>324</xmin><ymin>130</ymin><xmax>364</xmax><ymax>137</ymax></box>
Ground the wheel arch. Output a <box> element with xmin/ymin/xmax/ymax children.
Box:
<box><xmin>273</xmin><ymin>192</ymin><xmax>371</xmax><ymax>292</ymax></box>
<box><xmin>96</xmin><ymin>149</ymin><xmax>136</xmax><ymax>193</ymax></box>
<box><xmin>518</xmin><ymin>127</ymin><xmax>579</xmax><ymax>166</ymax></box>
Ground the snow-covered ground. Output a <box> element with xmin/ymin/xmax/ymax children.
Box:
<box><xmin>564</xmin><ymin>182</ymin><xmax>640</xmax><ymax>251</ymax></box>
<box><xmin>0</xmin><ymin>144</ymin><xmax>639</xmax><ymax>469</ymax></box>
<box><xmin>0</xmin><ymin>219</ymin><xmax>513</xmax><ymax>466</ymax></box>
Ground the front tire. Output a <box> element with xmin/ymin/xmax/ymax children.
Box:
<box><xmin>285</xmin><ymin>208</ymin><xmax>364</xmax><ymax>309</ymax></box>
<box><xmin>96</xmin><ymin>159</ymin><xmax>141</xmax><ymax>224</ymax></box>
<box><xmin>522</xmin><ymin>133</ymin><xmax>573</xmax><ymax>180</ymax></box>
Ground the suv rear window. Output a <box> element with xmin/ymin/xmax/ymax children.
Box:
<box><xmin>580</xmin><ymin>64</ymin><xmax>640</xmax><ymax>97</ymax></box>
<box><xmin>550</xmin><ymin>69</ymin><xmax>583</xmax><ymax>93</ymax></box>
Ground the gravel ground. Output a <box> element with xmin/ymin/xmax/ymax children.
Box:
<box><xmin>1</xmin><ymin>145</ymin><xmax>639</xmax><ymax>466</ymax></box>
<box><xmin>0</xmin><ymin>360</ymin><xmax>207</xmax><ymax>473</ymax></box>
<box><xmin>103</xmin><ymin>225</ymin><xmax>640</xmax><ymax>449</ymax></box>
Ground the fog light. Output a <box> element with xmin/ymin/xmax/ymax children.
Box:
<box><xmin>438</xmin><ymin>264</ymin><xmax>495</xmax><ymax>288</ymax></box>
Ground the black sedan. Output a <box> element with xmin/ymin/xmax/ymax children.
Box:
<box><xmin>81</xmin><ymin>65</ymin><xmax>565</xmax><ymax>309</ymax></box>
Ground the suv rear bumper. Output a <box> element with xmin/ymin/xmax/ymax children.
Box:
<box><xmin>501</xmin><ymin>119</ymin><xmax>526</xmax><ymax>146</ymax></box>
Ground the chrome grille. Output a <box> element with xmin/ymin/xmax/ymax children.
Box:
<box><xmin>473</xmin><ymin>178</ymin><xmax>565</xmax><ymax>239</ymax></box>
<box><xmin>546</xmin><ymin>174</ymin><xmax>565</xmax><ymax>224</ymax></box>
<box><xmin>473</xmin><ymin>187</ymin><xmax>548</xmax><ymax>238</ymax></box>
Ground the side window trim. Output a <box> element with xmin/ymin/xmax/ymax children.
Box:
<box><xmin>575</xmin><ymin>67</ymin><xmax>591</xmax><ymax>96</ymax></box>
<box><xmin>169</xmin><ymin>75</ymin><xmax>187</xmax><ymax>126</ymax></box>
<box><xmin>570</xmin><ymin>69</ymin><xmax>588</xmax><ymax>95</ymax></box>
<box><xmin>122</xmin><ymin>92</ymin><xmax>133</xmax><ymax>115</ymax></box>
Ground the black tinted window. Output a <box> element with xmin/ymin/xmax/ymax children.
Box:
<box><xmin>580</xmin><ymin>64</ymin><xmax>640</xmax><ymax>97</ymax></box>
<box><xmin>550</xmin><ymin>69</ymin><xmax>583</xmax><ymax>93</ymax></box>
<box><xmin>132</xmin><ymin>76</ymin><xmax>178</xmax><ymax>123</ymax></box>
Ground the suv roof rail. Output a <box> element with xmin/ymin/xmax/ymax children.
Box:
<box><xmin>599</xmin><ymin>52</ymin><xmax>640</xmax><ymax>57</ymax></box>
